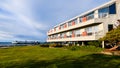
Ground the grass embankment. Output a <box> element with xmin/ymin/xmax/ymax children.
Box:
<box><xmin>0</xmin><ymin>46</ymin><xmax>120</xmax><ymax>68</ymax></box>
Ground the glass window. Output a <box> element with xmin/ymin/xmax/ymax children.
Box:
<box><xmin>68</xmin><ymin>22</ymin><xmax>72</xmax><ymax>27</ymax></box>
<box><xmin>60</xmin><ymin>24</ymin><xmax>64</xmax><ymax>29</ymax></box>
<box><xmin>98</xmin><ymin>7</ymin><xmax>109</xmax><ymax>18</ymax></box>
<box><xmin>69</xmin><ymin>31</ymin><xmax>72</xmax><ymax>35</ymax></box>
<box><xmin>86</xmin><ymin>12</ymin><xmax>94</xmax><ymax>20</ymax></box>
<box><xmin>75</xmin><ymin>30</ymin><xmax>80</xmax><ymax>35</ymax></box>
<box><xmin>79</xmin><ymin>17</ymin><xmax>82</xmax><ymax>23</ymax></box>
<box><xmin>74</xmin><ymin>19</ymin><xmax>78</xmax><ymax>24</ymax></box>
<box><xmin>75</xmin><ymin>29</ymin><xmax>80</xmax><ymax>37</ymax></box>
<box><xmin>94</xmin><ymin>26</ymin><xmax>98</xmax><ymax>32</ymax></box>
<box><xmin>109</xmin><ymin>3</ymin><xmax>116</xmax><ymax>14</ymax></box>
<box><xmin>85</xmin><ymin>27</ymin><xmax>93</xmax><ymax>33</ymax></box>
<box><xmin>79</xmin><ymin>12</ymin><xmax>94</xmax><ymax>23</ymax></box>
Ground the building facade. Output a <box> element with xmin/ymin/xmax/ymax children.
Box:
<box><xmin>47</xmin><ymin>0</ymin><xmax>120</xmax><ymax>47</ymax></box>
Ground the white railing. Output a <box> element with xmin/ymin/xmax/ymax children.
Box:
<box><xmin>47</xmin><ymin>30</ymin><xmax>105</xmax><ymax>42</ymax></box>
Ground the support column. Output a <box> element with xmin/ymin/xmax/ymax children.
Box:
<box><xmin>94</xmin><ymin>10</ymin><xmax>98</xmax><ymax>18</ymax></box>
<box><xmin>73</xmin><ymin>42</ymin><xmax>75</xmax><ymax>46</ymax></box>
<box><xmin>82</xmin><ymin>42</ymin><xmax>85</xmax><ymax>46</ymax></box>
<box><xmin>102</xmin><ymin>41</ymin><xmax>105</xmax><ymax>48</ymax></box>
<box><xmin>77</xmin><ymin>41</ymin><xmax>80</xmax><ymax>46</ymax></box>
<box><xmin>77</xmin><ymin>17</ymin><xmax>80</xmax><ymax>24</ymax></box>
<box><xmin>116</xmin><ymin>0</ymin><xmax>120</xmax><ymax>19</ymax></box>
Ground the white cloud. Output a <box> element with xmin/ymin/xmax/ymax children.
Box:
<box><xmin>0</xmin><ymin>31</ymin><xmax>22</xmax><ymax>41</ymax></box>
<box><xmin>0</xmin><ymin>0</ymin><xmax>110</xmax><ymax>41</ymax></box>
<box><xmin>0</xmin><ymin>0</ymin><xmax>47</xmax><ymax>41</ymax></box>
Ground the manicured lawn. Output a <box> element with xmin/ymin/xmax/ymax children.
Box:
<box><xmin>0</xmin><ymin>46</ymin><xmax>120</xmax><ymax>68</ymax></box>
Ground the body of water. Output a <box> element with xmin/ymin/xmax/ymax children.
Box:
<box><xmin>0</xmin><ymin>42</ymin><xmax>12</xmax><ymax>46</ymax></box>
<box><xmin>0</xmin><ymin>41</ymin><xmax>41</xmax><ymax>47</ymax></box>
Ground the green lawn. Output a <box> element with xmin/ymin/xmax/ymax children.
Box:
<box><xmin>0</xmin><ymin>46</ymin><xmax>120</xmax><ymax>68</ymax></box>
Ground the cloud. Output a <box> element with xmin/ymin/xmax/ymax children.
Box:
<box><xmin>0</xmin><ymin>0</ymin><xmax>110</xmax><ymax>42</ymax></box>
<box><xmin>0</xmin><ymin>0</ymin><xmax>48</xmax><ymax>41</ymax></box>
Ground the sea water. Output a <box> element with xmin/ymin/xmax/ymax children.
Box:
<box><xmin>0</xmin><ymin>42</ymin><xmax>12</xmax><ymax>46</ymax></box>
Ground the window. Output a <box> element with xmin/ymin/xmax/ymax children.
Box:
<box><xmin>109</xmin><ymin>3</ymin><xmax>116</xmax><ymax>14</ymax></box>
<box><xmin>94</xmin><ymin>26</ymin><xmax>98</xmax><ymax>32</ymax></box>
<box><xmin>98</xmin><ymin>7</ymin><xmax>109</xmax><ymax>18</ymax></box>
<box><xmin>86</xmin><ymin>27</ymin><xmax>92</xmax><ymax>33</ymax></box>
<box><xmin>75</xmin><ymin>30</ymin><xmax>80</xmax><ymax>37</ymax></box>
<box><xmin>74</xmin><ymin>19</ymin><xmax>78</xmax><ymax>24</ymax></box>
<box><xmin>60</xmin><ymin>24</ymin><xmax>64</xmax><ymax>29</ymax></box>
<box><xmin>108</xmin><ymin>24</ymin><xmax>113</xmax><ymax>31</ymax></box>
<box><xmin>68</xmin><ymin>22</ymin><xmax>72</xmax><ymax>27</ymax></box>
<box><xmin>85</xmin><ymin>27</ymin><xmax>93</xmax><ymax>36</ymax></box>
<box><xmin>64</xmin><ymin>23</ymin><xmax>67</xmax><ymax>28</ymax></box>
<box><xmin>98</xmin><ymin>3</ymin><xmax>116</xmax><ymax>18</ymax></box>
<box><xmin>79</xmin><ymin>12</ymin><xmax>94</xmax><ymax>23</ymax></box>
<box><xmin>86</xmin><ymin>12</ymin><xmax>94</xmax><ymax>20</ymax></box>
<box><xmin>79</xmin><ymin>17</ymin><xmax>82</xmax><ymax>23</ymax></box>
<box><xmin>69</xmin><ymin>31</ymin><xmax>72</xmax><ymax>37</ymax></box>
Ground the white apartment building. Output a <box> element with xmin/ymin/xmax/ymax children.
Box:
<box><xmin>47</xmin><ymin>0</ymin><xmax>120</xmax><ymax>47</ymax></box>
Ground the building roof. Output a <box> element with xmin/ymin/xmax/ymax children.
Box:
<box><xmin>53</xmin><ymin>0</ymin><xmax>116</xmax><ymax>28</ymax></box>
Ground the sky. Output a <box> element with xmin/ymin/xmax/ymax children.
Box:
<box><xmin>0</xmin><ymin>0</ymin><xmax>110</xmax><ymax>42</ymax></box>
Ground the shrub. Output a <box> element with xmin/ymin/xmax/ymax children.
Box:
<box><xmin>65</xmin><ymin>45</ymin><xmax>103</xmax><ymax>52</ymax></box>
<box><xmin>49</xmin><ymin>43</ymin><xmax>57</xmax><ymax>47</ymax></box>
<box><xmin>49</xmin><ymin>43</ymin><xmax>63</xmax><ymax>47</ymax></box>
<box><xmin>68</xmin><ymin>46</ymin><xmax>81</xmax><ymax>51</ymax></box>
<box><xmin>40</xmin><ymin>44</ymin><xmax>49</xmax><ymax>47</ymax></box>
<box><xmin>87</xmin><ymin>41</ymin><xmax>101</xmax><ymax>47</ymax></box>
<box><xmin>40</xmin><ymin>43</ymin><xmax>63</xmax><ymax>48</ymax></box>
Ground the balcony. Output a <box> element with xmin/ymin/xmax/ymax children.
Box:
<box><xmin>47</xmin><ymin>14</ymin><xmax>116</xmax><ymax>36</ymax></box>
<box><xmin>47</xmin><ymin>18</ymin><xmax>102</xmax><ymax>35</ymax></box>
<box><xmin>47</xmin><ymin>30</ymin><xmax>104</xmax><ymax>42</ymax></box>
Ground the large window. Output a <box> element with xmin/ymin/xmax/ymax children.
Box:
<box><xmin>85</xmin><ymin>27</ymin><xmax>93</xmax><ymax>36</ymax></box>
<box><xmin>98</xmin><ymin>3</ymin><xmax>116</xmax><ymax>18</ymax></box>
<box><xmin>79</xmin><ymin>17</ymin><xmax>82</xmax><ymax>23</ymax></box>
<box><xmin>79</xmin><ymin>12</ymin><xmax>94</xmax><ymax>23</ymax></box>
<box><xmin>75</xmin><ymin>29</ymin><xmax>80</xmax><ymax>37</ymax></box>
<box><xmin>98</xmin><ymin>7</ymin><xmax>109</xmax><ymax>18</ymax></box>
<box><xmin>86</xmin><ymin>12</ymin><xmax>94</xmax><ymax>20</ymax></box>
<box><xmin>60</xmin><ymin>24</ymin><xmax>64</xmax><ymax>29</ymax></box>
<box><xmin>109</xmin><ymin>3</ymin><xmax>116</xmax><ymax>14</ymax></box>
<box><xmin>68</xmin><ymin>22</ymin><xmax>72</xmax><ymax>27</ymax></box>
<box><xmin>86</xmin><ymin>27</ymin><xmax>92</xmax><ymax>33</ymax></box>
<box><xmin>68</xmin><ymin>19</ymin><xmax>78</xmax><ymax>27</ymax></box>
<box><xmin>73</xmin><ymin>19</ymin><xmax>78</xmax><ymax>24</ymax></box>
<box><xmin>94</xmin><ymin>26</ymin><xmax>98</xmax><ymax>32</ymax></box>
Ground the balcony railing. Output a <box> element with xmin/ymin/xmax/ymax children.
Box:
<box><xmin>48</xmin><ymin>14</ymin><xmax>116</xmax><ymax>36</ymax></box>
<box><xmin>47</xmin><ymin>30</ymin><xmax>104</xmax><ymax>42</ymax></box>
<box><xmin>48</xmin><ymin>19</ymin><xmax>100</xmax><ymax>35</ymax></box>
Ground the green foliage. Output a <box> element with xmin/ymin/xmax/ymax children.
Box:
<box><xmin>68</xmin><ymin>46</ymin><xmax>81</xmax><ymax>51</ymax></box>
<box><xmin>40</xmin><ymin>44</ymin><xmax>49</xmax><ymax>47</ymax></box>
<box><xmin>87</xmin><ymin>41</ymin><xmax>101</xmax><ymax>47</ymax></box>
<box><xmin>49</xmin><ymin>43</ymin><xmax>57</xmax><ymax>47</ymax></box>
<box><xmin>66</xmin><ymin>46</ymin><xmax>103</xmax><ymax>52</ymax></box>
<box><xmin>40</xmin><ymin>43</ymin><xmax>63</xmax><ymax>48</ymax></box>
<box><xmin>100</xmin><ymin>26</ymin><xmax>120</xmax><ymax>44</ymax></box>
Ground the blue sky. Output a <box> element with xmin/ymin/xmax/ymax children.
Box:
<box><xmin>0</xmin><ymin>0</ymin><xmax>110</xmax><ymax>42</ymax></box>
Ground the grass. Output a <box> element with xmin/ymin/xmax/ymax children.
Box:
<box><xmin>0</xmin><ymin>46</ymin><xmax>120</xmax><ymax>68</ymax></box>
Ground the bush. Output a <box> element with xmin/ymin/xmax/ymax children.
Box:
<box><xmin>80</xmin><ymin>46</ymin><xmax>103</xmax><ymax>52</ymax></box>
<box><xmin>40</xmin><ymin>43</ymin><xmax>63</xmax><ymax>48</ymax></box>
<box><xmin>65</xmin><ymin>45</ymin><xmax>103</xmax><ymax>52</ymax></box>
<box><xmin>40</xmin><ymin>44</ymin><xmax>49</xmax><ymax>47</ymax></box>
<box><xmin>49</xmin><ymin>43</ymin><xmax>63</xmax><ymax>47</ymax></box>
<box><xmin>87</xmin><ymin>41</ymin><xmax>101</xmax><ymax>47</ymax></box>
<box><xmin>68</xmin><ymin>46</ymin><xmax>81</xmax><ymax>51</ymax></box>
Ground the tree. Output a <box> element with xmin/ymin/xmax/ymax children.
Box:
<box><xmin>100</xmin><ymin>26</ymin><xmax>120</xmax><ymax>46</ymax></box>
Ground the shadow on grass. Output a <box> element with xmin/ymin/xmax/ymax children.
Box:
<box><xmin>1</xmin><ymin>54</ymin><xmax>120</xmax><ymax>68</ymax></box>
